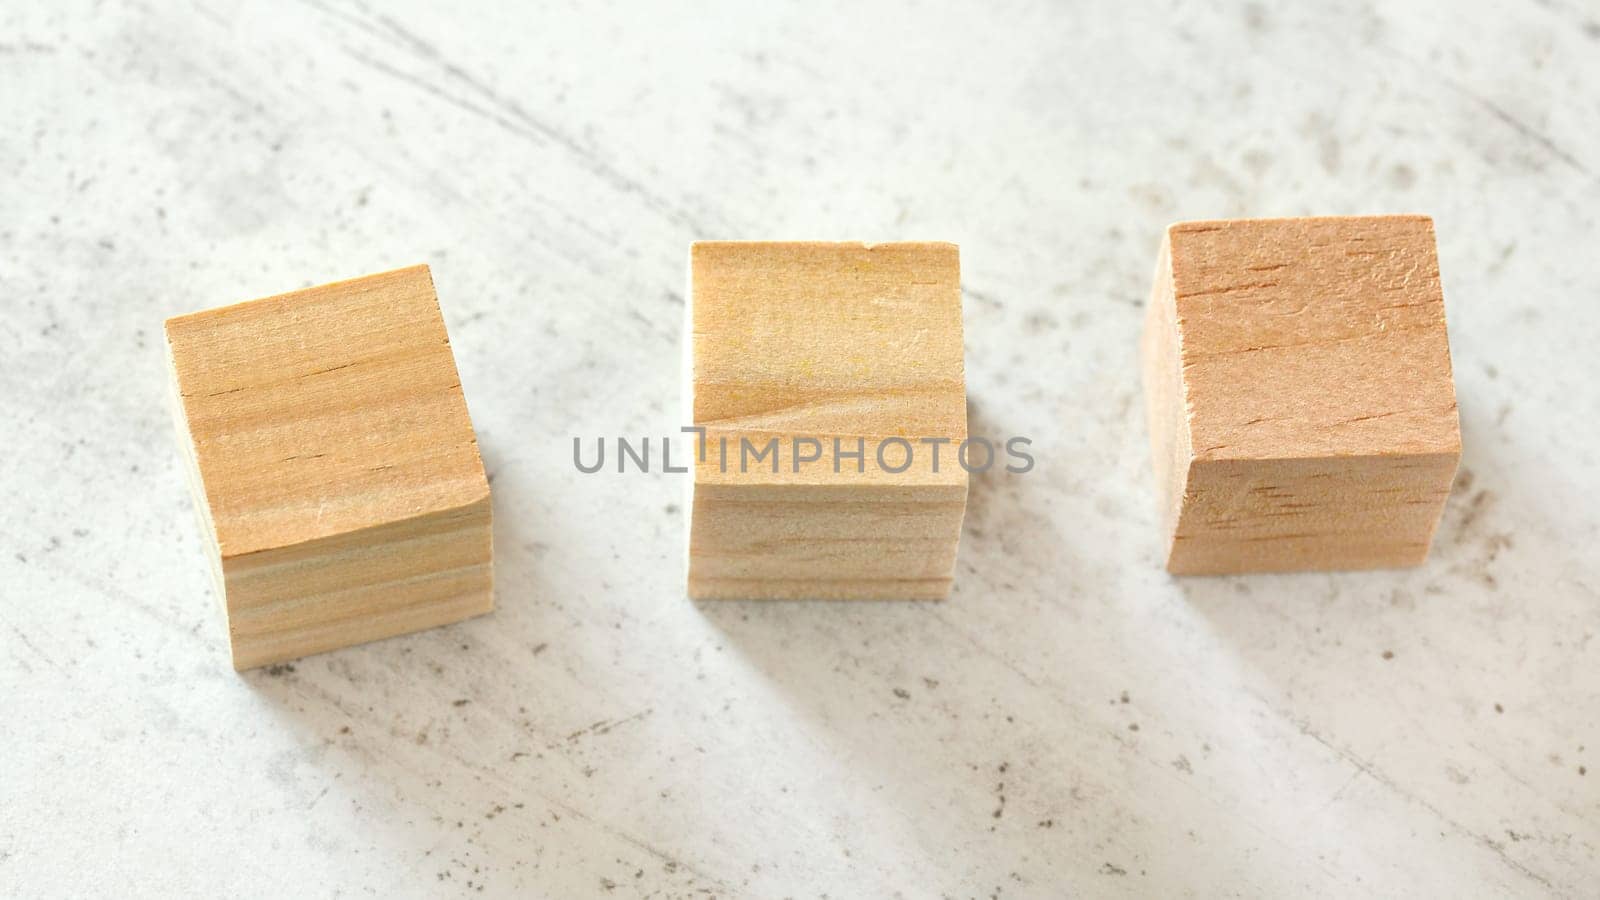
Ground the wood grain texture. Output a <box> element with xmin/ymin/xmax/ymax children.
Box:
<box><xmin>1142</xmin><ymin>216</ymin><xmax>1461</xmax><ymax>575</ymax></box>
<box><xmin>165</xmin><ymin>265</ymin><xmax>493</xmax><ymax>669</ymax></box>
<box><xmin>687</xmin><ymin>242</ymin><xmax>967</xmax><ymax>599</ymax></box>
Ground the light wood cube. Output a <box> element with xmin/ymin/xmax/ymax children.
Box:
<box><xmin>1141</xmin><ymin>216</ymin><xmax>1461</xmax><ymax>575</ymax></box>
<box><xmin>165</xmin><ymin>265</ymin><xmax>493</xmax><ymax>669</ymax></box>
<box><xmin>687</xmin><ymin>242</ymin><xmax>968</xmax><ymax>599</ymax></box>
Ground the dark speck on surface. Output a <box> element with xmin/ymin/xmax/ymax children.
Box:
<box><xmin>265</xmin><ymin>663</ymin><xmax>297</xmax><ymax>677</ymax></box>
<box><xmin>1382</xmin><ymin>650</ymin><xmax>1394</xmax><ymax>660</ymax></box>
<box><xmin>892</xmin><ymin>687</ymin><xmax>910</xmax><ymax>700</ymax></box>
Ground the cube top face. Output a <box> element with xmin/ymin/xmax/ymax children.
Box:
<box><xmin>689</xmin><ymin>241</ymin><xmax>966</xmax><ymax>489</ymax></box>
<box><xmin>165</xmin><ymin>265</ymin><xmax>489</xmax><ymax>559</ymax></box>
<box><xmin>1166</xmin><ymin>216</ymin><xmax>1460</xmax><ymax>462</ymax></box>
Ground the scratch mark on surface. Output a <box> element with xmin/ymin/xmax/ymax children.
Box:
<box><xmin>1285</xmin><ymin>710</ymin><xmax>1558</xmax><ymax>892</ymax></box>
<box><xmin>326</xmin><ymin>9</ymin><xmax>715</xmax><ymax>235</ymax></box>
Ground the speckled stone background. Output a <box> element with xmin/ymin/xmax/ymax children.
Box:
<box><xmin>3</xmin><ymin>1</ymin><xmax>1598</xmax><ymax>897</ymax></box>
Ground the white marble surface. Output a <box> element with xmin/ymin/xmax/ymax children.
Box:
<box><xmin>4</xmin><ymin>1</ymin><xmax>1598</xmax><ymax>896</ymax></box>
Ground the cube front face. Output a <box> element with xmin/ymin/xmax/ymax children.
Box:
<box><xmin>166</xmin><ymin>265</ymin><xmax>493</xmax><ymax>669</ymax></box>
<box><xmin>1143</xmin><ymin>217</ymin><xmax>1461</xmax><ymax>574</ymax></box>
<box><xmin>687</xmin><ymin>242</ymin><xmax>968</xmax><ymax>600</ymax></box>
<box><xmin>1169</xmin><ymin>454</ymin><xmax>1459</xmax><ymax>575</ymax></box>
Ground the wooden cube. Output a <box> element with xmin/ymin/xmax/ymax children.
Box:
<box><xmin>165</xmin><ymin>265</ymin><xmax>493</xmax><ymax>669</ymax></box>
<box><xmin>1141</xmin><ymin>216</ymin><xmax>1461</xmax><ymax>575</ymax></box>
<box><xmin>687</xmin><ymin>242</ymin><xmax>968</xmax><ymax>599</ymax></box>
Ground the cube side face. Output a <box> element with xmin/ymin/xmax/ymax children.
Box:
<box><xmin>687</xmin><ymin>242</ymin><xmax>968</xmax><ymax>599</ymax></box>
<box><xmin>165</xmin><ymin>346</ymin><xmax>230</xmax><ymax>614</ymax></box>
<box><xmin>1140</xmin><ymin>234</ymin><xmax>1191</xmax><ymax>549</ymax></box>
<box><xmin>1168</xmin><ymin>216</ymin><xmax>1460</xmax><ymax>462</ymax></box>
<box><xmin>1167</xmin><ymin>452</ymin><xmax>1458</xmax><ymax>575</ymax></box>
<box><xmin>165</xmin><ymin>265</ymin><xmax>490</xmax><ymax>558</ymax></box>
<box><xmin>165</xmin><ymin>265</ymin><xmax>494</xmax><ymax>668</ymax></box>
